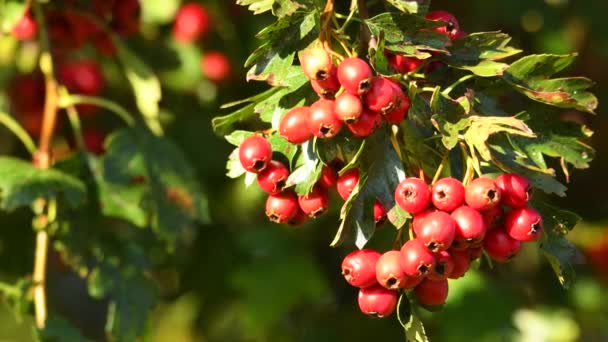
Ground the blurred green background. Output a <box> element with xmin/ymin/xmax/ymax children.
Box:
<box><xmin>0</xmin><ymin>0</ymin><xmax>607</xmax><ymax>341</ymax></box>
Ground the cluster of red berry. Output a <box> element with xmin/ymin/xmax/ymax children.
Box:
<box><xmin>341</xmin><ymin>173</ymin><xmax>543</xmax><ymax>317</ymax></box>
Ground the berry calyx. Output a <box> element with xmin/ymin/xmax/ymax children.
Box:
<box><xmin>425</xmin><ymin>10</ymin><xmax>461</xmax><ymax>41</ymax></box>
<box><xmin>414</xmin><ymin>211</ymin><xmax>456</xmax><ymax>252</ymax></box>
<box><xmin>504</xmin><ymin>207</ymin><xmax>543</xmax><ymax>242</ymax></box>
<box><xmin>375</xmin><ymin>251</ymin><xmax>408</xmax><ymax>290</ymax></box>
<box><xmin>238</xmin><ymin>135</ymin><xmax>272</xmax><ymax>173</ymax></box>
<box><xmin>337</xmin><ymin>168</ymin><xmax>359</xmax><ymax>200</ymax></box>
<box><xmin>347</xmin><ymin>109</ymin><xmax>381</xmax><ymax>138</ymax></box>
<box><xmin>310</xmin><ymin>67</ymin><xmax>340</xmax><ymax>99</ymax></box>
<box><xmin>358</xmin><ymin>285</ymin><xmax>398</xmax><ymax>318</ymax></box>
<box><xmin>265</xmin><ymin>191</ymin><xmax>299</xmax><ymax>223</ymax></box>
<box><xmin>464</xmin><ymin>177</ymin><xmax>502</xmax><ymax>211</ymax></box>
<box><xmin>298</xmin><ymin>185</ymin><xmax>330</xmax><ymax>218</ymax></box>
<box><xmin>300</xmin><ymin>47</ymin><xmax>333</xmax><ymax>81</ymax></box>
<box><xmin>451</xmin><ymin>206</ymin><xmax>487</xmax><ymax>247</ymax></box>
<box><xmin>484</xmin><ymin>228</ymin><xmax>521</xmax><ymax>262</ymax></box>
<box><xmin>337</xmin><ymin>57</ymin><xmax>373</xmax><ymax>95</ymax></box>
<box><xmin>495</xmin><ymin>173</ymin><xmax>532</xmax><ymax>208</ymax></box>
<box><xmin>307</xmin><ymin>99</ymin><xmax>343</xmax><ymax>138</ymax></box>
<box><xmin>341</xmin><ymin>249</ymin><xmax>382</xmax><ymax>288</ymax></box>
<box><xmin>256</xmin><ymin>160</ymin><xmax>289</xmax><ymax>194</ymax></box>
<box><xmin>427</xmin><ymin>251</ymin><xmax>455</xmax><ymax>281</ymax></box>
<box><xmin>400</xmin><ymin>238</ymin><xmax>436</xmax><ymax>278</ymax></box>
<box><xmin>395</xmin><ymin>177</ymin><xmax>431</xmax><ymax>214</ymax></box>
<box><xmin>201</xmin><ymin>51</ymin><xmax>231</xmax><ymax>82</ymax></box>
<box><xmin>364</xmin><ymin>77</ymin><xmax>398</xmax><ymax>114</ymax></box>
<box><xmin>431</xmin><ymin>177</ymin><xmax>465</xmax><ymax>212</ymax></box>
<box><xmin>384</xmin><ymin>89</ymin><xmax>410</xmax><ymax>124</ymax></box>
<box><xmin>173</xmin><ymin>3</ymin><xmax>210</xmax><ymax>42</ymax></box>
<box><xmin>414</xmin><ymin>278</ymin><xmax>449</xmax><ymax>306</ymax></box>
<box><xmin>334</xmin><ymin>92</ymin><xmax>363</xmax><ymax>124</ymax></box>
<box><xmin>279</xmin><ymin>106</ymin><xmax>313</xmax><ymax>144</ymax></box>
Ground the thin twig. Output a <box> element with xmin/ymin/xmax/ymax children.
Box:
<box><xmin>431</xmin><ymin>150</ymin><xmax>450</xmax><ymax>185</ymax></box>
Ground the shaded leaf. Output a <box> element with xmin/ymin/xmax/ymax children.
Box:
<box><xmin>385</xmin><ymin>0</ymin><xmax>430</xmax><ymax>14</ymax></box>
<box><xmin>236</xmin><ymin>0</ymin><xmax>310</xmax><ymax>17</ymax></box>
<box><xmin>36</xmin><ymin>316</ymin><xmax>89</xmax><ymax>342</ymax></box>
<box><xmin>286</xmin><ymin>140</ymin><xmax>322</xmax><ymax>195</ymax></box>
<box><xmin>254</xmin><ymin>67</ymin><xmax>312</xmax><ymax>124</ymax></box>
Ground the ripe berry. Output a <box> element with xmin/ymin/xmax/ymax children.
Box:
<box><xmin>451</xmin><ymin>206</ymin><xmax>487</xmax><ymax>247</ymax></box>
<box><xmin>505</xmin><ymin>207</ymin><xmax>543</xmax><ymax>242</ymax></box>
<box><xmin>467</xmin><ymin>246</ymin><xmax>483</xmax><ymax>260</ymax></box>
<box><xmin>394</xmin><ymin>177</ymin><xmax>431</xmax><ymax>214</ymax></box>
<box><xmin>288</xmin><ymin>209</ymin><xmax>308</xmax><ymax>227</ymax></box>
<box><xmin>238</xmin><ymin>135</ymin><xmax>272</xmax><ymax>173</ymax></box>
<box><xmin>111</xmin><ymin>0</ymin><xmax>141</xmax><ymax>36</ymax></box>
<box><xmin>12</xmin><ymin>11</ymin><xmax>37</xmax><ymax>40</ymax></box>
<box><xmin>495</xmin><ymin>173</ymin><xmax>532</xmax><ymax>209</ymax></box>
<box><xmin>384</xmin><ymin>90</ymin><xmax>410</xmax><ymax>124</ymax></box>
<box><xmin>483</xmin><ymin>206</ymin><xmax>504</xmax><ymax>229</ymax></box>
<box><xmin>347</xmin><ymin>109</ymin><xmax>381</xmax><ymax>138</ymax></box>
<box><xmin>425</xmin><ymin>10</ymin><xmax>461</xmax><ymax>41</ymax></box>
<box><xmin>337</xmin><ymin>168</ymin><xmax>359</xmax><ymax>200</ymax></box>
<box><xmin>412</xmin><ymin>208</ymin><xmax>437</xmax><ymax>233</ymax></box>
<box><xmin>428</xmin><ymin>251</ymin><xmax>454</xmax><ymax>281</ymax></box>
<box><xmin>432</xmin><ymin>177</ymin><xmax>465</xmax><ymax>212</ymax></box>
<box><xmin>400</xmin><ymin>238</ymin><xmax>436</xmax><ymax>278</ymax></box>
<box><xmin>337</xmin><ymin>57</ymin><xmax>373</xmax><ymax>95</ymax></box>
<box><xmin>265</xmin><ymin>191</ymin><xmax>299</xmax><ymax>223</ymax></box>
<box><xmin>401</xmin><ymin>274</ymin><xmax>424</xmax><ymax>289</ymax></box>
<box><xmin>307</xmin><ymin>99</ymin><xmax>342</xmax><ymax>138</ymax></box>
<box><xmin>83</xmin><ymin>129</ymin><xmax>106</xmax><ymax>155</ymax></box>
<box><xmin>310</xmin><ymin>67</ymin><xmax>340</xmax><ymax>99</ymax></box>
<box><xmin>364</xmin><ymin>77</ymin><xmax>398</xmax><ymax>114</ymax></box>
<box><xmin>414</xmin><ymin>278</ymin><xmax>449</xmax><ymax>306</ymax></box>
<box><xmin>318</xmin><ymin>164</ymin><xmax>338</xmax><ymax>189</ymax></box>
<box><xmin>173</xmin><ymin>3</ymin><xmax>210</xmax><ymax>42</ymax></box>
<box><xmin>298</xmin><ymin>185</ymin><xmax>329</xmax><ymax>218</ymax></box>
<box><xmin>386</xmin><ymin>53</ymin><xmax>423</xmax><ymax>74</ymax></box>
<box><xmin>358</xmin><ymin>285</ymin><xmax>398</xmax><ymax>318</ymax></box>
<box><xmin>334</xmin><ymin>92</ymin><xmax>363</xmax><ymax>124</ymax></box>
<box><xmin>448</xmin><ymin>250</ymin><xmax>470</xmax><ymax>279</ymax></box>
<box><xmin>375</xmin><ymin>251</ymin><xmax>408</xmax><ymax>290</ymax></box>
<box><xmin>341</xmin><ymin>249</ymin><xmax>381</xmax><ymax>288</ymax></box>
<box><xmin>464</xmin><ymin>177</ymin><xmax>502</xmax><ymax>211</ymax></box>
<box><xmin>201</xmin><ymin>51</ymin><xmax>231</xmax><ymax>82</ymax></box>
<box><xmin>257</xmin><ymin>160</ymin><xmax>289</xmax><ymax>194</ymax></box>
<box><xmin>373</xmin><ymin>200</ymin><xmax>387</xmax><ymax>227</ymax></box>
<box><xmin>484</xmin><ymin>228</ymin><xmax>521</xmax><ymax>262</ymax></box>
<box><xmin>58</xmin><ymin>60</ymin><xmax>105</xmax><ymax>95</ymax></box>
<box><xmin>300</xmin><ymin>47</ymin><xmax>333</xmax><ymax>81</ymax></box>
<box><xmin>279</xmin><ymin>106</ymin><xmax>313</xmax><ymax>144</ymax></box>
<box><xmin>414</xmin><ymin>211</ymin><xmax>456</xmax><ymax>252</ymax></box>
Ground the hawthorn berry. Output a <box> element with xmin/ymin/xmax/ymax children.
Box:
<box><xmin>431</xmin><ymin>177</ymin><xmax>465</xmax><ymax>212</ymax></box>
<box><xmin>505</xmin><ymin>207</ymin><xmax>543</xmax><ymax>242</ymax></box>
<box><xmin>288</xmin><ymin>209</ymin><xmax>308</xmax><ymax>227</ymax></box>
<box><xmin>415</xmin><ymin>278</ymin><xmax>449</xmax><ymax>306</ymax></box>
<box><xmin>337</xmin><ymin>169</ymin><xmax>359</xmax><ymax>200</ymax></box>
<box><xmin>495</xmin><ymin>173</ymin><xmax>532</xmax><ymax>208</ymax></box>
<box><xmin>307</xmin><ymin>99</ymin><xmax>342</xmax><ymax>138</ymax></box>
<box><xmin>428</xmin><ymin>251</ymin><xmax>455</xmax><ymax>281</ymax></box>
<box><xmin>300</xmin><ymin>47</ymin><xmax>333</xmax><ymax>81</ymax></box>
<box><xmin>451</xmin><ymin>206</ymin><xmax>487</xmax><ymax>247</ymax></box>
<box><xmin>448</xmin><ymin>250</ymin><xmax>470</xmax><ymax>279</ymax></box>
<box><xmin>467</xmin><ymin>246</ymin><xmax>483</xmax><ymax>260</ymax></box>
<box><xmin>279</xmin><ymin>106</ymin><xmax>313</xmax><ymax>144</ymax></box>
<box><xmin>265</xmin><ymin>191</ymin><xmax>299</xmax><ymax>223</ymax></box>
<box><xmin>173</xmin><ymin>3</ymin><xmax>210</xmax><ymax>42</ymax></box>
<box><xmin>341</xmin><ymin>249</ymin><xmax>382</xmax><ymax>288</ymax></box>
<box><xmin>464</xmin><ymin>177</ymin><xmax>502</xmax><ymax>211</ymax></box>
<box><xmin>257</xmin><ymin>160</ymin><xmax>289</xmax><ymax>194</ymax></box>
<box><xmin>83</xmin><ymin>129</ymin><xmax>106</xmax><ymax>155</ymax></box>
<box><xmin>238</xmin><ymin>135</ymin><xmax>272</xmax><ymax>173</ymax></box>
<box><xmin>111</xmin><ymin>0</ymin><xmax>141</xmax><ymax>36</ymax></box>
<box><xmin>334</xmin><ymin>92</ymin><xmax>363</xmax><ymax>124</ymax></box>
<box><xmin>394</xmin><ymin>177</ymin><xmax>431</xmax><ymax>214</ymax></box>
<box><xmin>375</xmin><ymin>250</ymin><xmax>408</xmax><ymax>290</ymax></box>
<box><xmin>386</xmin><ymin>53</ymin><xmax>423</xmax><ymax>74</ymax></box>
<box><xmin>484</xmin><ymin>228</ymin><xmax>521</xmax><ymax>262</ymax></box>
<box><xmin>337</xmin><ymin>57</ymin><xmax>373</xmax><ymax>95</ymax></box>
<box><xmin>412</xmin><ymin>208</ymin><xmax>437</xmax><ymax>233</ymax></box>
<box><xmin>364</xmin><ymin>77</ymin><xmax>398</xmax><ymax>113</ymax></box>
<box><xmin>425</xmin><ymin>10</ymin><xmax>461</xmax><ymax>41</ymax></box>
<box><xmin>358</xmin><ymin>285</ymin><xmax>398</xmax><ymax>318</ymax></box>
<box><xmin>414</xmin><ymin>211</ymin><xmax>456</xmax><ymax>252</ymax></box>
<box><xmin>400</xmin><ymin>238</ymin><xmax>436</xmax><ymax>278</ymax></box>
<box><xmin>58</xmin><ymin>60</ymin><xmax>105</xmax><ymax>96</ymax></box>
<box><xmin>318</xmin><ymin>164</ymin><xmax>338</xmax><ymax>189</ymax></box>
<box><xmin>384</xmin><ymin>89</ymin><xmax>410</xmax><ymax>124</ymax></box>
<box><xmin>201</xmin><ymin>51</ymin><xmax>231</xmax><ymax>82</ymax></box>
<box><xmin>483</xmin><ymin>206</ymin><xmax>504</xmax><ymax>229</ymax></box>
<box><xmin>310</xmin><ymin>67</ymin><xmax>340</xmax><ymax>99</ymax></box>
<box><xmin>347</xmin><ymin>109</ymin><xmax>381</xmax><ymax>138</ymax></box>
<box><xmin>12</xmin><ymin>11</ymin><xmax>37</xmax><ymax>40</ymax></box>
<box><xmin>373</xmin><ymin>200</ymin><xmax>387</xmax><ymax>227</ymax></box>
<box><xmin>298</xmin><ymin>185</ymin><xmax>330</xmax><ymax>218</ymax></box>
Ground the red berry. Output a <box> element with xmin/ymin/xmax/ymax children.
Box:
<box><xmin>483</xmin><ymin>206</ymin><xmax>504</xmax><ymax>229</ymax></box>
<box><xmin>412</xmin><ymin>208</ymin><xmax>437</xmax><ymax>233</ymax></box>
<box><xmin>347</xmin><ymin>109</ymin><xmax>381</xmax><ymax>138</ymax></box>
<box><xmin>464</xmin><ymin>177</ymin><xmax>502</xmax><ymax>211</ymax></box>
<box><xmin>495</xmin><ymin>173</ymin><xmax>532</xmax><ymax>209</ymax></box>
<box><xmin>201</xmin><ymin>51</ymin><xmax>231</xmax><ymax>82</ymax></box>
<box><xmin>341</xmin><ymin>249</ymin><xmax>381</xmax><ymax>288</ymax></box>
<box><xmin>279</xmin><ymin>106</ymin><xmax>313</xmax><ymax>144</ymax></box>
<box><xmin>288</xmin><ymin>209</ymin><xmax>308</xmax><ymax>227</ymax></box>
<box><xmin>364</xmin><ymin>77</ymin><xmax>398</xmax><ymax>114</ymax></box>
<box><xmin>451</xmin><ymin>206</ymin><xmax>487</xmax><ymax>247</ymax></box>
<box><xmin>257</xmin><ymin>160</ymin><xmax>289</xmax><ymax>194</ymax></box>
<box><xmin>428</xmin><ymin>251</ymin><xmax>454</xmax><ymax>281</ymax></box>
<box><xmin>310</xmin><ymin>67</ymin><xmax>340</xmax><ymax>99</ymax></box>
<box><xmin>58</xmin><ymin>60</ymin><xmax>105</xmax><ymax>95</ymax></box>
<box><xmin>173</xmin><ymin>3</ymin><xmax>210</xmax><ymax>42</ymax></box>
<box><xmin>425</xmin><ymin>10</ymin><xmax>461</xmax><ymax>41</ymax></box>
<box><xmin>337</xmin><ymin>168</ymin><xmax>359</xmax><ymax>200</ymax></box>
<box><xmin>83</xmin><ymin>129</ymin><xmax>106</xmax><ymax>155</ymax></box>
<box><xmin>111</xmin><ymin>0</ymin><xmax>141</xmax><ymax>36</ymax></box>
<box><xmin>298</xmin><ymin>185</ymin><xmax>329</xmax><ymax>218</ymax></box>
<box><xmin>300</xmin><ymin>47</ymin><xmax>333</xmax><ymax>81</ymax></box>
<box><xmin>238</xmin><ymin>135</ymin><xmax>272</xmax><ymax>173</ymax></box>
<box><xmin>12</xmin><ymin>11</ymin><xmax>37</xmax><ymax>40</ymax></box>
<box><xmin>448</xmin><ymin>250</ymin><xmax>470</xmax><ymax>279</ymax></box>
<box><xmin>265</xmin><ymin>191</ymin><xmax>299</xmax><ymax>223</ymax></box>
<box><xmin>384</xmin><ymin>89</ymin><xmax>410</xmax><ymax>124</ymax></box>
<box><xmin>373</xmin><ymin>200</ymin><xmax>387</xmax><ymax>227</ymax></box>
<box><xmin>453</xmin><ymin>30</ymin><xmax>468</xmax><ymax>40</ymax></box>
<box><xmin>358</xmin><ymin>285</ymin><xmax>398</xmax><ymax>318</ymax></box>
<box><xmin>386</xmin><ymin>53</ymin><xmax>423</xmax><ymax>74</ymax></box>
<box><xmin>400</xmin><ymin>238</ymin><xmax>436</xmax><ymax>278</ymax></box>
<box><xmin>414</xmin><ymin>211</ymin><xmax>456</xmax><ymax>252</ymax></box>
<box><xmin>467</xmin><ymin>246</ymin><xmax>483</xmax><ymax>260</ymax></box>
<box><xmin>334</xmin><ymin>92</ymin><xmax>363</xmax><ymax>124</ymax></box>
<box><xmin>414</xmin><ymin>278</ymin><xmax>448</xmax><ymax>306</ymax></box>
<box><xmin>318</xmin><ymin>164</ymin><xmax>338</xmax><ymax>189</ymax></box>
<box><xmin>394</xmin><ymin>177</ymin><xmax>431</xmax><ymax>214</ymax></box>
<box><xmin>401</xmin><ymin>274</ymin><xmax>424</xmax><ymax>289</ymax></box>
<box><xmin>432</xmin><ymin>177</ymin><xmax>465</xmax><ymax>212</ymax></box>
<box><xmin>337</xmin><ymin>57</ymin><xmax>373</xmax><ymax>95</ymax></box>
<box><xmin>307</xmin><ymin>99</ymin><xmax>342</xmax><ymax>138</ymax></box>
<box><xmin>484</xmin><ymin>228</ymin><xmax>521</xmax><ymax>262</ymax></box>
<box><xmin>505</xmin><ymin>207</ymin><xmax>543</xmax><ymax>242</ymax></box>
<box><xmin>375</xmin><ymin>251</ymin><xmax>408</xmax><ymax>290</ymax></box>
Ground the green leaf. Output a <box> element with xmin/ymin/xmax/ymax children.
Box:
<box><xmin>463</xmin><ymin>115</ymin><xmax>535</xmax><ymax>161</ymax></box>
<box><xmin>404</xmin><ymin>309</ymin><xmax>429</xmax><ymax>342</ymax></box>
<box><xmin>503</xmin><ymin>54</ymin><xmax>598</xmax><ymax>114</ymax></box>
<box><xmin>0</xmin><ymin>0</ymin><xmax>26</xmax><ymax>34</ymax></box>
<box><xmin>268</xmin><ymin>133</ymin><xmax>298</xmax><ymax>164</ymax></box>
<box><xmin>225</xmin><ymin>130</ymin><xmax>255</xmax><ymax>146</ymax></box>
<box><xmin>212</xmin><ymin>100</ymin><xmax>264</xmax><ymax>135</ymax></box>
<box><xmin>36</xmin><ymin>316</ymin><xmax>89</xmax><ymax>342</ymax></box>
<box><xmin>236</xmin><ymin>0</ymin><xmax>309</xmax><ymax>17</ymax></box>
<box><xmin>0</xmin><ymin>157</ymin><xmax>86</xmax><ymax>210</ymax></box>
<box><xmin>387</xmin><ymin>205</ymin><xmax>411</xmax><ymax>229</ymax></box>
<box><xmin>254</xmin><ymin>67</ymin><xmax>312</xmax><ymax>124</ymax></box>
<box><xmin>385</xmin><ymin>0</ymin><xmax>430</xmax><ymax>14</ymax></box>
<box><xmin>245</xmin><ymin>12</ymin><xmax>318</xmax><ymax>86</ymax></box>
<box><xmin>285</xmin><ymin>140</ymin><xmax>322</xmax><ymax>195</ymax></box>
<box><xmin>226</xmin><ymin>148</ymin><xmax>247</xmax><ymax>179</ymax></box>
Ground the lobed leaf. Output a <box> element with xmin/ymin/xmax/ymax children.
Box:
<box><xmin>236</xmin><ymin>0</ymin><xmax>312</xmax><ymax>18</ymax></box>
<box><xmin>385</xmin><ymin>0</ymin><xmax>430</xmax><ymax>14</ymax></box>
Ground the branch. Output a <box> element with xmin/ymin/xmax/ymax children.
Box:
<box><xmin>357</xmin><ymin>0</ymin><xmax>371</xmax><ymax>51</ymax></box>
